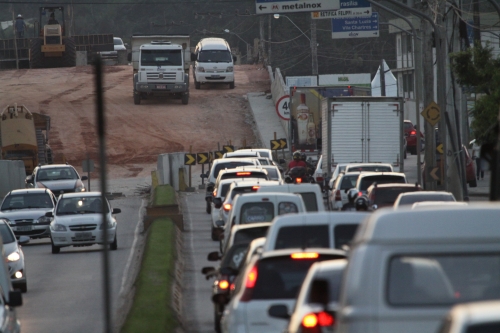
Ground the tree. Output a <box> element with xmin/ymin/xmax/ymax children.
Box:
<box><xmin>450</xmin><ymin>43</ymin><xmax>500</xmax><ymax>145</ymax></box>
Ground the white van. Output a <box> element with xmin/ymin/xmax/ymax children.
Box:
<box><xmin>336</xmin><ymin>204</ymin><xmax>500</xmax><ymax>333</ymax></box>
<box><xmin>191</xmin><ymin>37</ymin><xmax>235</xmax><ymax>89</ymax></box>
<box><xmin>257</xmin><ymin>183</ymin><xmax>325</xmax><ymax>212</ymax></box>
<box><xmin>262</xmin><ymin>212</ymin><xmax>368</xmax><ymax>252</ymax></box>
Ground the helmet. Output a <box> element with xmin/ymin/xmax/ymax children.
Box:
<box><xmin>292</xmin><ymin>151</ymin><xmax>301</xmax><ymax>160</ymax></box>
<box><xmin>300</xmin><ymin>152</ymin><xmax>307</xmax><ymax>161</ymax></box>
<box><xmin>355</xmin><ymin>196</ymin><xmax>369</xmax><ymax>211</ymax></box>
<box><xmin>347</xmin><ymin>188</ymin><xmax>358</xmax><ymax>202</ymax></box>
<box><xmin>18</xmin><ymin>14</ymin><xmax>22</xmax><ymax>18</ymax></box>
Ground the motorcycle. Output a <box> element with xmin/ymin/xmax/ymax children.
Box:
<box><xmin>284</xmin><ymin>166</ymin><xmax>315</xmax><ymax>184</ymax></box>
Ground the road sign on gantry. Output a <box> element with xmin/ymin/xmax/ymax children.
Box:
<box><xmin>311</xmin><ymin>6</ymin><xmax>372</xmax><ymax>19</ymax></box>
<box><xmin>256</xmin><ymin>0</ymin><xmax>371</xmax><ymax>14</ymax></box>
<box><xmin>331</xmin><ymin>12</ymin><xmax>379</xmax><ymax>39</ymax></box>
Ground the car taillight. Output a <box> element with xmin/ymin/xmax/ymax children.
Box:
<box><xmin>410</xmin><ymin>130</ymin><xmax>416</xmax><ymax>136</ymax></box>
<box><xmin>335</xmin><ymin>190</ymin><xmax>341</xmax><ymax>201</ymax></box>
<box><xmin>296</xmin><ymin>177</ymin><xmax>303</xmax><ymax>184</ymax></box>
<box><xmin>236</xmin><ymin>172</ymin><xmax>251</xmax><ymax>176</ymax></box>
<box><xmin>301</xmin><ymin>311</ymin><xmax>335</xmax><ymax>333</ymax></box>
<box><xmin>291</xmin><ymin>252</ymin><xmax>319</xmax><ymax>259</ymax></box>
<box><xmin>252</xmin><ymin>186</ymin><xmax>260</xmax><ymax>191</ymax></box>
<box><xmin>223</xmin><ymin>203</ymin><xmax>231</xmax><ymax>211</ymax></box>
<box><xmin>240</xmin><ymin>265</ymin><xmax>258</xmax><ymax>302</ymax></box>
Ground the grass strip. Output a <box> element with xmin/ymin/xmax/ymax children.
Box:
<box><xmin>121</xmin><ymin>217</ymin><xmax>178</xmax><ymax>332</ymax></box>
<box><xmin>153</xmin><ymin>185</ymin><xmax>176</xmax><ymax>206</ymax></box>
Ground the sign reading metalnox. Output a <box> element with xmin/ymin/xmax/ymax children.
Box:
<box><xmin>256</xmin><ymin>0</ymin><xmax>370</xmax><ymax>15</ymax></box>
<box><xmin>331</xmin><ymin>11</ymin><xmax>379</xmax><ymax>39</ymax></box>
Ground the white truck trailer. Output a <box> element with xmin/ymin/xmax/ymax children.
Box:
<box><xmin>321</xmin><ymin>96</ymin><xmax>405</xmax><ymax>175</ymax></box>
<box><xmin>129</xmin><ymin>34</ymin><xmax>191</xmax><ymax>105</ymax></box>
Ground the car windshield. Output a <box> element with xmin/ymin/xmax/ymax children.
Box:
<box><xmin>37</xmin><ymin>167</ymin><xmax>78</xmax><ymax>181</ymax></box>
<box><xmin>1</xmin><ymin>193</ymin><xmax>53</xmax><ymax>210</ymax></box>
<box><xmin>198</xmin><ymin>50</ymin><xmax>232</xmax><ymax>62</ymax></box>
<box><xmin>141</xmin><ymin>49</ymin><xmax>182</xmax><ymax>66</ymax></box>
<box><xmin>388</xmin><ymin>254</ymin><xmax>500</xmax><ymax>306</ymax></box>
<box><xmin>114</xmin><ymin>38</ymin><xmax>123</xmax><ymax>46</ymax></box>
<box><xmin>0</xmin><ymin>224</ymin><xmax>16</xmax><ymax>244</ymax></box>
<box><xmin>56</xmin><ymin>196</ymin><xmax>109</xmax><ymax>215</ymax></box>
<box><xmin>264</xmin><ymin>168</ymin><xmax>280</xmax><ymax>181</ymax></box>
<box><xmin>360</xmin><ymin>176</ymin><xmax>406</xmax><ymax>191</ymax></box>
<box><xmin>334</xmin><ymin>224</ymin><xmax>359</xmax><ymax>250</ymax></box>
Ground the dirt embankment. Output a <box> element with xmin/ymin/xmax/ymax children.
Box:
<box><xmin>0</xmin><ymin>64</ymin><xmax>270</xmax><ymax>179</ymax></box>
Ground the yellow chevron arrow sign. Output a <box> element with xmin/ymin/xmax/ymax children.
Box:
<box><xmin>184</xmin><ymin>153</ymin><xmax>196</xmax><ymax>165</ymax></box>
<box><xmin>197</xmin><ymin>153</ymin><xmax>208</xmax><ymax>164</ymax></box>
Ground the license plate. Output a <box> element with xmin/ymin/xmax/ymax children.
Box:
<box><xmin>211</xmin><ymin>75</ymin><xmax>220</xmax><ymax>79</ymax></box>
<box><xmin>156</xmin><ymin>85</ymin><xmax>166</xmax><ymax>89</ymax></box>
<box><xmin>74</xmin><ymin>232</ymin><xmax>92</xmax><ymax>240</ymax></box>
<box><xmin>245</xmin><ymin>215</ymin><xmax>266</xmax><ymax>222</ymax></box>
<box><xmin>17</xmin><ymin>226</ymin><xmax>32</xmax><ymax>231</ymax></box>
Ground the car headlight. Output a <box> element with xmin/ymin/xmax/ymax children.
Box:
<box><xmin>198</xmin><ymin>66</ymin><xmax>205</xmax><ymax>72</ymax></box>
<box><xmin>7</xmin><ymin>251</ymin><xmax>20</xmax><ymax>262</ymax></box>
<box><xmin>100</xmin><ymin>220</ymin><xmax>114</xmax><ymax>230</ymax></box>
<box><xmin>36</xmin><ymin>215</ymin><xmax>53</xmax><ymax>224</ymax></box>
<box><xmin>51</xmin><ymin>223</ymin><xmax>67</xmax><ymax>231</ymax></box>
<box><xmin>75</xmin><ymin>185</ymin><xmax>86</xmax><ymax>192</ymax></box>
<box><xmin>226</xmin><ymin>66</ymin><xmax>233</xmax><ymax>72</ymax></box>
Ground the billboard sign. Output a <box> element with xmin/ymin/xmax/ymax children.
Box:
<box><xmin>331</xmin><ymin>12</ymin><xmax>379</xmax><ymax>39</ymax></box>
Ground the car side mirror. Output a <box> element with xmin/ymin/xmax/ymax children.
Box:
<box><xmin>45</xmin><ymin>211</ymin><xmax>54</xmax><ymax>217</ymax></box>
<box><xmin>213</xmin><ymin>198</ymin><xmax>222</xmax><ymax>209</ymax></box>
<box><xmin>206</xmin><ymin>183</ymin><xmax>215</xmax><ymax>193</ymax></box>
<box><xmin>207</xmin><ymin>251</ymin><xmax>221</xmax><ymax>261</ymax></box>
<box><xmin>268</xmin><ymin>304</ymin><xmax>290</xmax><ymax>319</ymax></box>
<box><xmin>215</xmin><ymin>220</ymin><xmax>225</xmax><ymax>228</ymax></box>
<box><xmin>18</xmin><ymin>236</ymin><xmax>30</xmax><ymax>245</ymax></box>
<box><xmin>200</xmin><ymin>173</ymin><xmax>208</xmax><ymax>179</ymax></box>
<box><xmin>7</xmin><ymin>290</ymin><xmax>22</xmax><ymax>307</ymax></box>
<box><xmin>279</xmin><ymin>158</ymin><xmax>286</xmax><ymax>165</ymax></box>
<box><xmin>112</xmin><ymin>208</ymin><xmax>121</xmax><ymax>214</ymax></box>
<box><xmin>25</xmin><ymin>175</ymin><xmax>34</xmax><ymax>184</ymax></box>
<box><xmin>310</xmin><ymin>279</ymin><xmax>329</xmax><ymax>306</ymax></box>
<box><xmin>220</xmin><ymin>267</ymin><xmax>238</xmax><ymax>276</ymax></box>
<box><xmin>81</xmin><ymin>176</ymin><xmax>88</xmax><ymax>181</ymax></box>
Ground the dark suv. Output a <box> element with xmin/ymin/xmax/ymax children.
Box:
<box><xmin>366</xmin><ymin>183</ymin><xmax>422</xmax><ymax>210</ymax></box>
<box><xmin>404</xmin><ymin>120</ymin><xmax>424</xmax><ymax>155</ymax></box>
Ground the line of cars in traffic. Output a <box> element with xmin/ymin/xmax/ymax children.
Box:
<box><xmin>200</xmin><ymin>148</ymin><xmax>500</xmax><ymax>333</ymax></box>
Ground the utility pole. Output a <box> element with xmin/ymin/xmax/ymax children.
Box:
<box><xmin>268</xmin><ymin>15</ymin><xmax>272</xmax><ymax>66</ymax></box>
<box><xmin>473</xmin><ymin>0</ymin><xmax>481</xmax><ymax>45</ymax></box>
<box><xmin>310</xmin><ymin>18</ymin><xmax>318</xmax><ymax>75</ymax></box>
<box><xmin>259</xmin><ymin>16</ymin><xmax>265</xmax><ymax>64</ymax></box>
<box><xmin>380</xmin><ymin>59</ymin><xmax>386</xmax><ymax>96</ymax></box>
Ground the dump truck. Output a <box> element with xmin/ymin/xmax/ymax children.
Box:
<box><xmin>0</xmin><ymin>105</ymin><xmax>52</xmax><ymax>175</ymax></box>
<box><xmin>129</xmin><ymin>35</ymin><xmax>191</xmax><ymax>105</ymax></box>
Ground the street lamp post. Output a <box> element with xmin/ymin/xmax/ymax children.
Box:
<box><xmin>223</xmin><ymin>29</ymin><xmax>251</xmax><ymax>64</ymax></box>
<box><xmin>273</xmin><ymin>14</ymin><xmax>318</xmax><ymax>75</ymax></box>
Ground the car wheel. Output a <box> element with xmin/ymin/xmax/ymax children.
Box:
<box><xmin>133</xmin><ymin>92</ymin><xmax>141</xmax><ymax>105</ymax></box>
<box><xmin>206</xmin><ymin>201</ymin><xmax>211</xmax><ymax>214</ymax></box>
<box><xmin>211</xmin><ymin>225</ymin><xmax>219</xmax><ymax>241</ymax></box>
<box><xmin>51</xmin><ymin>241</ymin><xmax>60</xmax><ymax>254</ymax></box>
<box><xmin>110</xmin><ymin>235</ymin><xmax>118</xmax><ymax>250</ymax></box>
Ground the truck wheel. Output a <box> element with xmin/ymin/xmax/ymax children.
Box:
<box><xmin>62</xmin><ymin>37</ymin><xmax>76</xmax><ymax>67</ymax></box>
<box><xmin>134</xmin><ymin>92</ymin><xmax>141</xmax><ymax>105</ymax></box>
<box><xmin>195</xmin><ymin>80</ymin><xmax>200</xmax><ymax>89</ymax></box>
<box><xmin>30</xmin><ymin>38</ymin><xmax>43</xmax><ymax>69</ymax></box>
<box><xmin>182</xmin><ymin>94</ymin><xmax>189</xmax><ymax>105</ymax></box>
<box><xmin>229</xmin><ymin>82</ymin><xmax>235</xmax><ymax>89</ymax></box>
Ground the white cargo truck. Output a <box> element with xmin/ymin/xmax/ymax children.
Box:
<box><xmin>321</xmin><ymin>96</ymin><xmax>405</xmax><ymax>175</ymax></box>
<box><xmin>129</xmin><ymin>34</ymin><xmax>191</xmax><ymax>105</ymax></box>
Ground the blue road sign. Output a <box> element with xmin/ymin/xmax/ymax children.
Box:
<box><xmin>331</xmin><ymin>11</ymin><xmax>379</xmax><ymax>39</ymax></box>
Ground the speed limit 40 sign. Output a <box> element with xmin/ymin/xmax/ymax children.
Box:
<box><xmin>275</xmin><ymin>95</ymin><xmax>290</xmax><ymax>120</ymax></box>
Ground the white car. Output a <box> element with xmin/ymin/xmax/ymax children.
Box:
<box><xmin>100</xmin><ymin>37</ymin><xmax>127</xmax><ymax>58</ymax></box>
<box><xmin>328</xmin><ymin>171</ymin><xmax>364</xmax><ymax>210</ymax></box>
<box><xmin>0</xmin><ymin>220</ymin><xmax>29</xmax><ymax>293</ymax></box>
<box><xmin>48</xmin><ymin>192</ymin><xmax>120</xmax><ymax>254</ymax></box>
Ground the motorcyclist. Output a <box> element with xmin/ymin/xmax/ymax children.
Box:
<box><xmin>341</xmin><ymin>188</ymin><xmax>359</xmax><ymax>211</ymax></box>
<box><xmin>287</xmin><ymin>151</ymin><xmax>306</xmax><ymax>171</ymax></box>
<box><xmin>355</xmin><ymin>195</ymin><xmax>369</xmax><ymax>211</ymax></box>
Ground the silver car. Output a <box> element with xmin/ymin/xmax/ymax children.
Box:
<box><xmin>25</xmin><ymin>164</ymin><xmax>88</xmax><ymax>195</ymax></box>
<box><xmin>0</xmin><ymin>189</ymin><xmax>57</xmax><ymax>239</ymax></box>
<box><xmin>0</xmin><ymin>220</ymin><xmax>29</xmax><ymax>293</ymax></box>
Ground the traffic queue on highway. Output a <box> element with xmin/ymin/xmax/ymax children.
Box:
<box><xmin>200</xmin><ymin>148</ymin><xmax>500</xmax><ymax>333</ymax></box>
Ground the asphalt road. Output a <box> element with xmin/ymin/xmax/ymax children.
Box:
<box><xmin>16</xmin><ymin>195</ymin><xmax>144</xmax><ymax>333</ymax></box>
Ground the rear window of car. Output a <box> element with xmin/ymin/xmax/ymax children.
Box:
<box><xmin>371</xmin><ymin>187</ymin><xmax>421</xmax><ymax>206</ymax></box>
<box><xmin>251</xmin><ymin>254</ymin><xmax>343</xmax><ymax>300</ymax></box>
<box><xmin>347</xmin><ymin>166</ymin><xmax>392</xmax><ymax>172</ymax></box>
<box><xmin>340</xmin><ymin>175</ymin><xmax>360</xmax><ymax>190</ymax></box>
<box><xmin>240</xmin><ymin>202</ymin><xmax>274</xmax><ymax>223</ymax></box>
<box><xmin>264</xmin><ymin>168</ymin><xmax>280</xmax><ymax>180</ymax></box>
<box><xmin>387</xmin><ymin>254</ymin><xmax>500</xmax><ymax>306</ymax></box>
<box><xmin>398</xmin><ymin>194</ymin><xmax>455</xmax><ymax>206</ymax></box>
<box><xmin>230</xmin><ymin>186</ymin><xmax>259</xmax><ymax>200</ymax></box>
<box><xmin>220</xmin><ymin>184</ymin><xmax>231</xmax><ymax>198</ymax></box>
<box><xmin>233</xmin><ymin>226</ymin><xmax>270</xmax><ymax>245</ymax></box>
<box><xmin>212</xmin><ymin>161</ymin><xmax>254</xmax><ymax>179</ymax></box>
<box><xmin>221</xmin><ymin>171</ymin><xmax>267</xmax><ymax>181</ymax></box>
<box><xmin>274</xmin><ymin>225</ymin><xmax>329</xmax><ymax>249</ymax></box>
<box><xmin>334</xmin><ymin>224</ymin><xmax>359</xmax><ymax>250</ymax></box>
<box><xmin>466</xmin><ymin>322</ymin><xmax>500</xmax><ymax>333</ymax></box>
<box><xmin>296</xmin><ymin>192</ymin><xmax>318</xmax><ymax>212</ymax></box>
<box><xmin>360</xmin><ymin>176</ymin><xmax>406</xmax><ymax>191</ymax></box>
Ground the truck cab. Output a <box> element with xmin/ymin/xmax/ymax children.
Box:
<box><xmin>133</xmin><ymin>41</ymin><xmax>189</xmax><ymax>105</ymax></box>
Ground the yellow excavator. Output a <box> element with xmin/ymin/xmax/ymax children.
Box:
<box><xmin>29</xmin><ymin>6</ymin><xmax>76</xmax><ymax>68</ymax></box>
